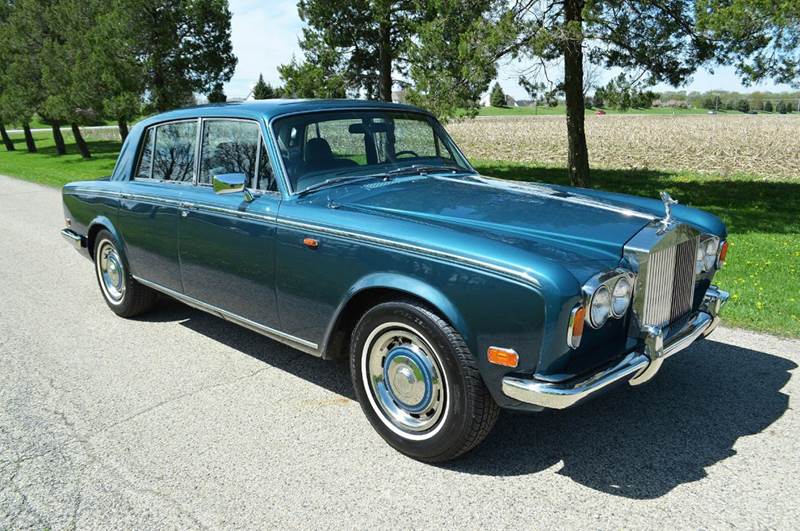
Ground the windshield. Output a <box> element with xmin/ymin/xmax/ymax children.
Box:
<box><xmin>271</xmin><ymin>110</ymin><xmax>474</xmax><ymax>194</ymax></box>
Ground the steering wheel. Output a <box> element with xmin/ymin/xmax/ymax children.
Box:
<box><xmin>394</xmin><ymin>150</ymin><xmax>419</xmax><ymax>159</ymax></box>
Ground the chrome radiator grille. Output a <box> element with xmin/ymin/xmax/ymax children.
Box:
<box><xmin>641</xmin><ymin>237</ymin><xmax>698</xmax><ymax>327</ymax></box>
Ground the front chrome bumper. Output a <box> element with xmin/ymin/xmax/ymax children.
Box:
<box><xmin>502</xmin><ymin>287</ymin><xmax>729</xmax><ymax>410</ymax></box>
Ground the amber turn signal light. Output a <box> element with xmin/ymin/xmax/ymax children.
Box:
<box><xmin>303</xmin><ymin>237</ymin><xmax>319</xmax><ymax>249</ymax></box>
<box><xmin>567</xmin><ymin>305</ymin><xmax>586</xmax><ymax>349</ymax></box>
<box><xmin>718</xmin><ymin>240</ymin><xmax>729</xmax><ymax>267</ymax></box>
<box><xmin>487</xmin><ymin>347</ymin><xmax>519</xmax><ymax>368</ymax></box>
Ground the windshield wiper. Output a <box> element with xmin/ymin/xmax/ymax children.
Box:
<box><xmin>295</xmin><ymin>175</ymin><xmax>379</xmax><ymax>197</ymax></box>
<box><xmin>386</xmin><ymin>164</ymin><xmax>466</xmax><ymax>177</ymax></box>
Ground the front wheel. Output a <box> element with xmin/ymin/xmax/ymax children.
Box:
<box><xmin>93</xmin><ymin>230</ymin><xmax>157</xmax><ymax>317</ymax></box>
<box><xmin>350</xmin><ymin>300</ymin><xmax>499</xmax><ymax>462</ymax></box>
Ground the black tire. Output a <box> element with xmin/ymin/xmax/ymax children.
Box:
<box><xmin>350</xmin><ymin>300</ymin><xmax>499</xmax><ymax>462</ymax></box>
<box><xmin>93</xmin><ymin>229</ymin><xmax>157</xmax><ymax>318</ymax></box>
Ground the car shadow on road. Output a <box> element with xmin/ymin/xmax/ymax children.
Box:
<box><xmin>143</xmin><ymin>298</ymin><xmax>795</xmax><ymax>500</ymax></box>
<box><xmin>447</xmin><ymin>337</ymin><xmax>796</xmax><ymax>499</ymax></box>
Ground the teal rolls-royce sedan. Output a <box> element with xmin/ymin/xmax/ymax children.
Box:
<box><xmin>61</xmin><ymin>99</ymin><xmax>730</xmax><ymax>462</ymax></box>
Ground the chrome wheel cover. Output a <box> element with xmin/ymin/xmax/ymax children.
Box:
<box><xmin>97</xmin><ymin>240</ymin><xmax>126</xmax><ymax>304</ymax></box>
<box><xmin>361</xmin><ymin>322</ymin><xmax>449</xmax><ymax>440</ymax></box>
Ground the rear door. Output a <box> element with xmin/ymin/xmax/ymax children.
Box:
<box><xmin>178</xmin><ymin>118</ymin><xmax>283</xmax><ymax>329</ymax></box>
<box><xmin>117</xmin><ymin>119</ymin><xmax>198</xmax><ymax>291</ymax></box>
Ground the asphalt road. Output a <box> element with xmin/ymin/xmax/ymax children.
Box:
<box><xmin>1</xmin><ymin>174</ymin><xmax>799</xmax><ymax>529</ymax></box>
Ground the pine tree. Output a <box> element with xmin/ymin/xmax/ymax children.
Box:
<box><xmin>490</xmin><ymin>83</ymin><xmax>507</xmax><ymax>107</ymax></box>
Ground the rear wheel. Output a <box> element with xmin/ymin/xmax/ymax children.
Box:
<box><xmin>93</xmin><ymin>230</ymin><xmax>156</xmax><ymax>317</ymax></box>
<box><xmin>350</xmin><ymin>300</ymin><xmax>499</xmax><ymax>462</ymax></box>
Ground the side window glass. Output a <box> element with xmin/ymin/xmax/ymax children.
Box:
<box><xmin>135</xmin><ymin>127</ymin><xmax>155</xmax><ymax>179</ymax></box>
<box><xmin>199</xmin><ymin>120</ymin><xmax>260</xmax><ymax>186</ymax></box>
<box><xmin>257</xmin><ymin>138</ymin><xmax>277</xmax><ymax>192</ymax></box>
<box><xmin>152</xmin><ymin>121</ymin><xmax>197</xmax><ymax>182</ymax></box>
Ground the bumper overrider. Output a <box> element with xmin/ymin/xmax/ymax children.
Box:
<box><xmin>502</xmin><ymin>287</ymin><xmax>729</xmax><ymax>410</ymax></box>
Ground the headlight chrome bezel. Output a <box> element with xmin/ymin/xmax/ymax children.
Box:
<box><xmin>581</xmin><ymin>269</ymin><xmax>636</xmax><ymax>330</ymax></box>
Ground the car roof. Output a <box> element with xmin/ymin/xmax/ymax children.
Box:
<box><xmin>136</xmin><ymin>99</ymin><xmax>432</xmax><ymax>127</ymax></box>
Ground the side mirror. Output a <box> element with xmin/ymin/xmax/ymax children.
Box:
<box><xmin>213</xmin><ymin>173</ymin><xmax>253</xmax><ymax>202</ymax></box>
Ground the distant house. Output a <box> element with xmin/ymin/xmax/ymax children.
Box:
<box><xmin>478</xmin><ymin>92</ymin><xmax>519</xmax><ymax>107</ymax></box>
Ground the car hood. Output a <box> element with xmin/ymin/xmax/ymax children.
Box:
<box><xmin>327</xmin><ymin>174</ymin><xmax>656</xmax><ymax>281</ymax></box>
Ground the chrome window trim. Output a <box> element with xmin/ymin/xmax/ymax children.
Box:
<box><xmin>132</xmin><ymin>275</ymin><xmax>319</xmax><ymax>355</ymax></box>
<box><xmin>266</xmin><ymin>108</ymin><xmax>476</xmax><ymax>196</ymax></box>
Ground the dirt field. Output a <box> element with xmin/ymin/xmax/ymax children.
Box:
<box><xmin>448</xmin><ymin>114</ymin><xmax>800</xmax><ymax>179</ymax></box>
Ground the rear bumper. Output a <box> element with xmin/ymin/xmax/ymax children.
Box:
<box><xmin>502</xmin><ymin>287</ymin><xmax>729</xmax><ymax>410</ymax></box>
<box><xmin>61</xmin><ymin>228</ymin><xmax>90</xmax><ymax>258</ymax></box>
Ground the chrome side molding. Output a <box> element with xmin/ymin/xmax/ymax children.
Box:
<box><xmin>132</xmin><ymin>275</ymin><xmax>320</xmax><ymax>356</ymax></box>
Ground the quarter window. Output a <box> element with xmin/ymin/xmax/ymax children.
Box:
<box><xmin>152</xmin><ymin>121</ymin><xmax>197</xmax><ymax>182</ymax></box>
<box><xmin>135</xmin><ymin>128</ymin><xmax>155</xmax><ymax>179</ymax></box>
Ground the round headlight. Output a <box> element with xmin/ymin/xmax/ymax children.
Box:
<box><xmin>695</xmin><ymin>246</ymin><xmax>705</xmax><ymax>274</ymax></box>
<box><xmin>611</xmin><ymin>276</ymin><xmax>632</xmax><ymax>317</ymax></box>
<box><xmin>589</xmin><ymin>285</ymin><xmax>611</xmax><ymax>328</ymax></box>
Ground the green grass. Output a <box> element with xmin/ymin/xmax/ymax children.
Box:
<box><xmin>0</xmin><ymin>131</ymin><xmax>120</xmax><ymax>186</ymax></box>
<box><xmin>473</xmin><ymin>160</ymin><xmax>800</xmax><ymax>338</ymax></box>
<box><xmin>477</xmin><ymin>105</ymin><xmax>739</xmax><ymax>117</ymax></box>
<box><xmin>0</xmin><ymin>131</ymin><xmax>795</xmax><ymax>337</ymax></box>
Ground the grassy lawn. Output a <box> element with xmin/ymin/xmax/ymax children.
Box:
<box><xmin>0</xmin><ymin>131</ymin><xmax>120</xmax><ymax>186</ymax></box>
<box><xmin>477</xmin><ymin>105</ymin><xmax>725</xmax><ymax>117</ymax></box>
<box><xmin>0</xmin><ymin>131</ymin><xmax>795</xmax><ymax>337</ymax></box>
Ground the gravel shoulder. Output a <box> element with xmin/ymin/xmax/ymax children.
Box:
<box><xmin>1</xmin><ymin>175</ymin><xmax>798</xmax><ymax>529</ymax></box>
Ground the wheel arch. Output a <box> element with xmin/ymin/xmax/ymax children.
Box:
<box><xmin>320</xmin><ymin>273</ymin><xmax>471</xmax><ymax>360</ymax></box>
<box><xmin>87</xmin><ymin>216</ymin><xmax>127</xmax><ymax>262</ymax></box>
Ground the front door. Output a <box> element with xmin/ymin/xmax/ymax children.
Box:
<box><xmin>178</xmin><ymin>119</ymin><xmax>282</xmax><ymax>329</ymax></box>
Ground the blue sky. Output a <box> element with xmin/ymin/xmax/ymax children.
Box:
<box><xmin>225</xmin><ymin>0</ymin><xmax>795</xmax><ymax>99</ymax></box>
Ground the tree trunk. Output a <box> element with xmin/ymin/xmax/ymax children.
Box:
<box><xmin>563</xmin><ymin>0</ymin><xmax>590</xmax><ymax>188</ymax></box>
<box><xmin>378</xmin><ymin>16</ymin><xmax>393</xmax><ymax>102</ymax></box>
<box><xmin>71</xmin><ymin>123</ymin><xmax>91</xmax><ymax>159</ymax></box>
<box><xmin>0</xmin><ymin>123</ymin><xmax>15</xmax><ymax>151</ymax></box>
<box><xmin>51</xmin><ymin>121</ymin><xmax>67</xmax><ymax>155</ymax></box>
<box><xmin>118</xmin><ymin>119</ymin><xmax>129</xmax><ymax>142</ymax></box>
<box><xmin>22</xmin><ymin>123</ymin><xmax>37</xmax><ymax>153</ymax></box>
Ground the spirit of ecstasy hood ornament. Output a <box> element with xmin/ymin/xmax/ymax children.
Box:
<box><xmin>659</xmin><ymin>191</ymin><xmax>678</xmax><ymax>227</ymax></box>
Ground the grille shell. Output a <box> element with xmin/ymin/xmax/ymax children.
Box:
<box><xmin>625</xmin><ymin>223</ymin><xmax>701</xmax><ymax>331</ymax></box>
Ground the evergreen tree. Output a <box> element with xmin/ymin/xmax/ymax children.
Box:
<box><xmin>776</xmin><ymin>100</ymin><xmax>787</xmax><ymax>114</ymax></box>
<box><xmin>490</xmin><ymin>82</ymin><xmax>507</xmax><ymax>107</ymax></box>
<box><xmin>123</xmin><ymin>0</ymin><xmax>238</xmax><ymax>112</ymax></box>
<box><xmin>763</xmin><ymin>100</ymin><xmax>773</xmax><ymax>112</ymax></box>
<box><xmin>207</xmin><ymin>82</ymin><xmax>227</xmax><ymax>103</ymax></box>
<box><xmin>253</xmin><ymin>74</ymin><xmax>276</xmax><ymax>99</ymax></box>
